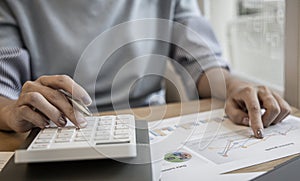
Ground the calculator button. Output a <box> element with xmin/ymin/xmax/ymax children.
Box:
<box><xmin>94</xmin><ymin>136</ymin><xmax>110</xmax><ymax>141</ymax></box>
<box><xmin>80</xmin><ymin>133</ymin><xmax>92</xmax><ymax>137</ymax></box>
<box><xmin>75</xmin><ymin>132</ymin><xmax>84</xmax><ymax>137</ymax></box>
<box><xmin>38</xmin><ymin>134</ymin><xmax>54</xmax><ymax>139</ymax></box>
<box><xmin>35</xmin><ymin>139</ymin><xmax>51</xmax><ymax>144</ymax></box>
<box><xmin>31</xmin><ymin>144</ymin><xmax>48</xmax><ymax>149</ymax></box>
<box><xmin>42</xmin><ymin>129</ymin><xmax>57</xmax><ymax>133</ymax></box>
<box><xmin>101</xmin><ymin>116</ymin><xmax>116</xmax><ymax>120</ymax></box>
<box><xmin>116</xmin><ymin>120</ymin><xmax>129</xmax><ymax>124</ymax></box>
<box><xmin>98</xmin><ymin>120</ymin><xmax>112</xmax><ymax>125</ymax></box>
<box><xmin>76</xmin><ymin>135</ymin><xmax>91</xmax><ymax>140</ymax></box>
<box><xmin>60</xmin><ymin>127</ymin><xmax>75</xmax><ymax>131</ymax></box>
<box><xmin>54</xmin><ymin>138</ymin><xmax>70</xmax><ymax>143</ymax></box>
<box><xmin>114</xmin><ymin>134</ymin><xmax>129</xmax><ymax>139</ymax></box>
<box><xmin>95</xmin><ymin>131</ymin><xmax>110</xmax><ymax>136</ymax></box>
<box><xmin>96</xmin><ymin>125</ymin><xmax>111</xmax><ymax>131</ymax></box>
<box><xmin>116</xmin><ymin>125</ymin><xmax>129</xmax><ymax>129</ymax></box>
<box><xmin>57</xmin><ymin>133</ymin><xmax>73</xmax><ymax>138</ymax></box>
<box><xmin>74</xmin><ymin>137</ymin><xmax>89</xmax><ymax>142</ymax></box>
<box><xmin>114</xmin><ymin>130</ymin><xmax>129</xmax><ymax>135</ymax></box>
<box><xmin>80</xmin><ymin>129</ymin><xmax>92</xmax><ymax>133</ymax></box>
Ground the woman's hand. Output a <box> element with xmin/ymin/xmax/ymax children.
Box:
<box><xmin>197</xmin><ymin>68</ymin><xmax>291</xmax><ymax>139</ymax></box>
<box><xmin>0</xmin><ymin>75</ymin><xmax>92</xmax><ymax>132</ymax></box>
<box><xmin>225</xmin><ymin>79</ymin><xmax>291</xmax><ymax>138</ymax></box>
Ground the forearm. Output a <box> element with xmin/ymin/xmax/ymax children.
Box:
<box><xmin>197</xmin><ymin>67</ymin><xmax>232</xmax><ymax>99</ymax></box>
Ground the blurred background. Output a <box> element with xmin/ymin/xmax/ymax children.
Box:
<box><xmin>198</xmin><ymin>0</ymin><xmax>285</xmax><ymax>94</ymax></box>
<box><xmin>168</xmin><ymin>0</ymin><xmax>300</xmax><ymax>108</ymax></box>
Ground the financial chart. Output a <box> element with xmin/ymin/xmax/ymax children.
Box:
<box><xmin>185</xmin><ymin>117</ymin><xmax>300</xmax><ymax>164</ymax></box>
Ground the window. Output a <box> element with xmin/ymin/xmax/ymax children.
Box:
<box><xmin>200</xmin><ymin>0</ymin><xmax>286</xmax><ymax>95</ymax></box>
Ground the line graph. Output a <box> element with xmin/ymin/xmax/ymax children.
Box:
<box><xmin>185</xmin><ymin>120</ymin><xmax>300</xmax><ymax>164</ymax></box>
<box><xmin>212</xmin><ymin>126</ymin><xmax>294</xmax><ymax>157</ymax></box>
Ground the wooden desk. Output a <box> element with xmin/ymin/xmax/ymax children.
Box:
<box><xmin>1</xmin><ymin>98</ymin><xmax>299</xmax><ymax>173</ymax></box>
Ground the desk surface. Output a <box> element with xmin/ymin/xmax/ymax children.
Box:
<box><xmin>1</xmin><ymin>98</ymin><xmax>300</xmax><ymax>173</ymax></box>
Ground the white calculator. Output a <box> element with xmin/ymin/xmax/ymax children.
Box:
<box><xmin>15</xmin><ymin>114</ymin><xmax>137</xmax><ymax>163</ymax></box>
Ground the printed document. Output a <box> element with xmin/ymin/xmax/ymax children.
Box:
<box><xmin>149</xmin><ymin>109</ymin><xmax>300</xmax><ymax>179</ymax></box>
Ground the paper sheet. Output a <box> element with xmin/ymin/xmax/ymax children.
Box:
<box><xmin>0</xmin><ymin>152</ymin><xmax>13</xmax><ymax>172</ymax></box>
<box><xmin>149</xmin><ymin>109</ymin><xmax>300</xmax><ymax>179</ymax></box>
<box><xmin>153</xmin><ymin>146</ymin><xmax>265</xmax><ymax>181</ymax></box>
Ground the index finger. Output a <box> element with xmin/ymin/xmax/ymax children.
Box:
<box><xmin>243</xmin><ymin>90</ymin><xmax>264</xmax><ymax>139</ymax></box>
<box><xmin>37</xmin><ymin>75</ymin><xmax>92</xmax><ymax>105</ymax></box>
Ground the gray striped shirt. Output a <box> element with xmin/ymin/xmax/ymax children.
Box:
<box><xmin>0</xmin><ymin>0</ymin><xmax>229</xmax><ymax>111</ymax></box>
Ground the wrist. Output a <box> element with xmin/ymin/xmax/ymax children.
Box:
<box><xmin>225</xmin><ymin>75</ymin><xmax>250</xmax><ymax>98</ymax></box>
<box><xmin>0</xmin><ymin>97</ymin><xmax>17</xmax><ymax>131</ymax></box>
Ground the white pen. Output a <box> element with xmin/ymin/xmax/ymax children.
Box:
<box><xmin>58</xmin><ymin>89</ymin><xmax>92</xmax><ymax>116</ymax></box>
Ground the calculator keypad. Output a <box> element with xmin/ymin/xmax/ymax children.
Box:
<box><xmin>28</xmin><ymin>115</ymin><xmax>135</xmax><ymax>150</ymax></box>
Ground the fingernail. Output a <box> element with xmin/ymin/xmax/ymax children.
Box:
<box><xmin>77</xmin><ymin>118</ymin><xmax>87</xmax><ymax>128</ymax></box>
<box><xmin>44</xmin><ymin>121</ymin><xmax>50</xmax><ymax>128</ymax></box>
<box><xmin>40</xmin><ymin>123</ymin><xmax>48</xmax><ymax>129</ymax></box>
<box><xmin>242</xmin><ymin>117</ymin><xmax>249</xmax><ymax>126</ymax></box>
<box><xmin>58</xmin><ymin>117</ymin><xmax>67</xmax><ymax>126</ymax></box>
<box><xmin>256</xmin><ymin>128</ymin><xmax>264</xmax><ymax>139</ymax></box>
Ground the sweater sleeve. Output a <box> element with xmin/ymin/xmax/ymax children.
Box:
<box><xmin>0</xmin><ymin>1</ymin><xmax>30</xmax><ymax>99</ymax></box>
<box><xmin>171</xmin><ymin>0</ymin><xmax>230</xmax><ymax>98</ymax></box>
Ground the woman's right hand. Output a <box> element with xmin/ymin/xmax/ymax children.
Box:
<box><xmin>0</xmin><ymin>75</ymin><xmax>92</xmax><ymax>132</ymax></box>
